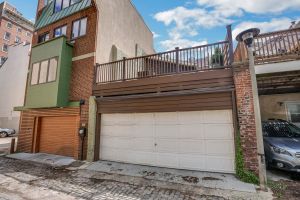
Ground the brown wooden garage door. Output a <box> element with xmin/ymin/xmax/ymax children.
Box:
<box><xmin>39</xmin><ymin>116</ymin><xmax>78</xmax><ymax>157</ymax></box>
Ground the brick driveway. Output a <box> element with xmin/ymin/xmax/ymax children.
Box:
<box><xmin>0</xmin><ymin>157</ymin><xmax>225</xmax><ymax>200</ymax></box>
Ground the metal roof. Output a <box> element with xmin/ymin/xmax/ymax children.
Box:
<box><xmin>35</xmin><ymin>0</ymin><xmax>92</xmax><ymax>30</ymax></box>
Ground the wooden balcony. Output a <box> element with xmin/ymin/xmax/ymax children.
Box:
<box><xmin>93</xmin><ymin>26</ymin><xmax>234</xmax><ymax>97</ymax></box>
<box><xmin>235</xmin><ymin>27</ymin><xmax>300</xmax><ymax>64</ymax></box>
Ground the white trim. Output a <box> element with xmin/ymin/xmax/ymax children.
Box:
<box><xmin>285</xmin><ymin>101</ymin><xmax>300</xmax><ymax>123</ymax></box>
<box><xmin>255</xmin><ymin>60</ymin><xmax>300</xmax><ymax>75</ymax></box>
<box><xmin>72</xmin><ymin>52</ymin><xmax>95</xmax><ymax>61</ymax></box>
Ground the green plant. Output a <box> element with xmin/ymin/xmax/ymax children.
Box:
<box><xmin>211</xmin><ymin>47</ymin><xmax>224</xmax><ymax>67</ymax></box>
<box><xmin>235</xmin><ymin>132</ymin><xmax>259</xmax><ymax>184</ymax></box>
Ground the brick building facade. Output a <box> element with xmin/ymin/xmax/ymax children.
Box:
<box><xmin>0</xmin><ymin>1</ymin><xmax>34</xmax><ymax>64</ymax></box>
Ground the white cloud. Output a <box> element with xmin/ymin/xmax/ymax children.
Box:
<box><xmin>232</xmin><ymin>17</ymin><xmax>299</xmax><ymax>39</ymax></box>
<box><xmin>154</xmin><ymin>0</ymin><xmax>300</xmax><ymax>51</ymax></box>
<box><xmin>161</xmin><ymin>38</ymin><xmax>207</xmax><ymax>51</ymax></box>
<box><xmin>152</xmin><ymin>31</ymin><xmax>160</xmax><ymax>38</ymax></box>
<box><xmin>197</xmin><ymin>0</ymin><xmax>300</xmax><ymax>14</ymax></box>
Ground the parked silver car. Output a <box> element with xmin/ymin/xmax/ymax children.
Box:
<box><xmin>0</xmin><ymin>128</ymin><xmax>15</xmax><ymax>138</ymax></box>
<box><xmin>263</xmin><ymin>120</ymin><xmax>300</xmax><ymax>173</ymax></box>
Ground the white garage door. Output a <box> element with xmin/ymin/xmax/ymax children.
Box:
<box><xmin>100</xmin><ymin>110</ymin><xmax>235</xmax><ymax>173</ymax></box>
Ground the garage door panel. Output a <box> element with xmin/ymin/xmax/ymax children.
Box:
<box><xmin>39</xmin><ymin>116</ymin><xmax>77</xmax><ymax>157</ymax></box>
<box><xmin>179</xmin><ymin>140</ymin><xmax>206</xmax><ymax>154</ymax></box>
<box><xmin>133</xmin><ymin>125</ymin><xmax>154</xmax><ymax>138</ymax></box>
<box><xmin>202</xmin><ymin>110</ymin><xmax>232</xmax><ymax>123</ymax></box>
<box><xmin>178</xmin><ymin>111</ymin><xmax>204</xmax><ymax>124</ymax></box>
<box><xmin>205</xmin><ymin>140</ymin><xmax>235</xmax><ymax>155</ymax></box>
<box><xmin>178</xmin><ymin>124</ymin><xmax>205</xmax><ymax>139</ymax></box>
<box><xmin>205</xmin><ymin>156</ymin><xmax>235</xmax><ymax>173</ymax></box>
<box><xmin>156</xmin><ymin>139</ymin><xmax>178</xmax><ymax>153</ymax></box>
<box><xmin>155</xmin><ymin>125</ymin><xmax>179</xmax><ymax>139</ymax></box>
<box><xmin>100</xmin><ymin>110</ymin><xmax>235</xmax><ymax>173</ymax></box>
<box><xmin>154</xmin><ymin>112</ymin><xmax>178</xmax><ymax>125</ymax></box>
<box><xmin>102</xmin><ymin>125</ymin><xmax>134</xmax><ymax>137</ymax></box>
<box><xmin>204</xmin><ymin>124</ymin><xmax>233</xmax><ymax>139</ymax></box>
<box><xmin>135</xmin><ymin>113</ymin><xmax>155</xmax><ymax>125</ymax></box>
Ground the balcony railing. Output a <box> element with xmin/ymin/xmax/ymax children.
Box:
<box><xmin>235</xmin><ymin>27</ymin><xmax>300</xmax><ymax>64</ymax></box>
<box><xmin>96</xmin><ymin>43</ymin><xmax>233</xmax><ymax>84</ymax></box>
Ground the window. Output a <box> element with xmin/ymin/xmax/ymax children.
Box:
<box><xmin>0</xmin><ymin>57</ymin><xmax>7</xmax><ymax>65</ymax></box>
<box><xmin>17</xmin><ymin>27</ymin><xmax>22</xmax><ymax>33</ymax></box>
<box><xmin>2</xmin><ymin>44</ymin><xmax>8</xmax><ymax>52</ymax></box>
<box><xmin>54</xmin><ymin>25</ymin><xmax>67</xmax><ymax>38</ymax></box>
<box><xmin>286</xmin><ymin>103</ymin><xmax>300</xmax><ymax>127</ymax></box>
<box><xmin>15</xmin><ymin>36</ymin><xmax>21</xmax><ymax>43</ymax></box>
<box><xmin>54</xmin><ymin>0</ymin><xmax>80</xmax><ymax>12</ymax></box>
<box><xmin>38</xmin><ymin>32</ymin><xmax>50</xmax><ymax>43</ymax></box>
<box><xmin>31</xmin><ymin>63</ymin><xmax>40</xmax><ymax>85</ymax></box>
<box><xmin>48</xmin><ymin>58</ymin><xmax>58</xmax><ymax>82</ymax></box>
<box><xmin>72</xmin><ymin>17</ymin><xmax>87</xmax><ymax>39</ymax></box>
<box><xmin>31</xmin><ymin>57</ymin><xmax>58</xmax><ymax>85</ymax></box>
<box><xmin>26</xmin><ymin>32</ymin><xmax>32</xmax><ymax>37</ymax></box>
<box><xmin>4</xmin><ymin>32</ymin><xmax>11</xmax><ymax>41</ymax></box>
<box><xmin>7</xmin><ymin>22</ymin><xmax>12</xmax><ymax>29</ymax></box>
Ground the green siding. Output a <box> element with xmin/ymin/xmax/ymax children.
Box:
<box><xmin>35</xmin><ymin>0</ymin><xmax>92</xmax><ymax>30</ymax></box>
<box><xmin>25</xmin><ymin>36</ymin><xmax>73</xmax><ymax>109</ymax></box>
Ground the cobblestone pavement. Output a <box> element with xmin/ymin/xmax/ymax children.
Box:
<box><xmin>0</xmin><ymin>157</ymin><xmax>226</xmax><ymax>200</ymax></box>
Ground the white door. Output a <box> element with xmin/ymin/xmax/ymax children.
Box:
<box><xmin>100</xmin><ymin>110</ymin><xmax>235</xmax><ymax>173</ymax></box>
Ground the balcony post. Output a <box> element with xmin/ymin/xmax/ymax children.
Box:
<box><xmin>226</xmin><ymin>25</ymin><xmax>234</xmax><ymax>65</ymax></box>
<box><xmin>122</xmin><ymin>57</ymin><xmax>126</xmax><ymax>81</ymax></box>
<box><xmin>175</xmin><ymin>47</ymin><xmax>179</xmax><ymax>72</ymax></box>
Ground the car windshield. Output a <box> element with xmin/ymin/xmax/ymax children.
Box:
<box><xmin>263</xmin><ymin>121</ymin><xmax>300</xmax><ymax>138</ymax></box>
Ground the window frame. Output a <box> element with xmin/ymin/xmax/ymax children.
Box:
<box><xmin>3</xmin><ymin>32</ymin><xmax>11</xmax><ymax>41</ymax></box>
<box><xmin>38</xmin><ymin>32</ymin><xmax>50</xmax><ymax>43</ymax></box>
<box><xmin>17</xmin><ymin>27</ymin><xmax>22</xmax><ymax>33</ymax></box>
<box><xmin>285</xmin><ymin>102</ymin><xmax>300</xmax><ymax>125</ymax></box>
<box><xmin>54</xmin><ymin>0</ymin><xmax>81</xmax><ymax>13</ymax></box>
<box><xmin>30</xmin><ymin>57</ymin><xmax>59</xmax><ymax>86</ymax></box>
<box><xmin>71</xmin><ymin>17</ymin><xmax>87</xmax><ymax>39</ymax></box>
<box><xmin>53</xmin><ymin>24</ymin><xmax>68</xmax><ymax>38</ymax></box>
<box><xmin>15</xmin><ymin>36</ymin><xmax>21</xmax><ymax>43</ymax></box>
<box><xmin>6</xmin><ymin>22</ymin><xmax>12</xmax><ymax>29</ymax></box>
<box><xmin>2</xmin><ymin>44</ymin><xmax>8</xmax><ymax>52</ymax></box>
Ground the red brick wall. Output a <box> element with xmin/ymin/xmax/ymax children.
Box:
<box><xmin>18</xmin><ymin>5</ymin><xmax>97</xmax><ymax>159</ymax></box>
<box><xmin>233</xmin><ymin>62</ymin><xmax>259</xmax><ymax>174</ymax></box>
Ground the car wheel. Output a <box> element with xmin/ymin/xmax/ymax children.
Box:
<box><xmin>0</xmin><ymin>132</ymin><xmax>8</xmax><ymax>138</ymax></box>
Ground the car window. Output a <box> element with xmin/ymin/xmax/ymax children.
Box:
<box><xmin>263</xmin><ymin>121</ymin><xmax>300</xmax><ymax>138</ymax></box>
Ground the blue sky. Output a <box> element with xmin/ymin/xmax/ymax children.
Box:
<box><xmin>7</xmin><ymin>0</ymin><xmax>300</xmax><ymax>52</ymax></box>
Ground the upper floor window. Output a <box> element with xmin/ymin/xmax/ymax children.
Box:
<box><xmin>31</xmin><ymin>57</ymin><xmax>58</xmax><ymax>85</ymax></box>
<box><xmin>54</xmin><ymin>0</ymin><xmax>81</xmax><ymax>13</ymax></box>
<box><xmin>3</xmin><ymin>32</ymin><xmax>11</xmax><ymax>41</ymax></box>
<box><xmin>0</xmin><ymin>57</ymin><xmax>7</xmax><ymax>66</ymax></box>
<box><xmin>15</xmin><ymin>36</ymin><xmax>21</xmax><ymax>43</ymax></box>
<box><xmin>38</xmin><ymin>32</ymin><xmax>50</xmax><ymax>43</ymax></box>
<box><xmin>7</xmin><ymin>22</ymin><xmax>12</xmax><ymax>29</ymax></box>
<box><xmin>17</xmin><ymin>27</ymin><xmax>22</xmax><ymax>33</ymax></box>
<box><xmin>72</xmin><ymin>17</ymin><xmax>87</xmax><ymax>39</ymax></box>
<box><xmin>2</xmin><ymin>44</ymin><xmax>8</xmax><ymax>52</ymax></box>
<box><xmin>54</xmin><ymin>25</ymin><xmax>67</xmax><ymax>38</ymax></box>
<box><xmin>26</xmin><ymin>32</ymin><xmax>32</xmax><ymax>37</ymax></box>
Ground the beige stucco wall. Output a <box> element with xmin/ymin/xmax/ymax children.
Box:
<box><xmin>95</xmin><ymin>0</ymin><xmax>155</xmax><ymax>64</ymax></box>
<box><xmin>259</xmin><ymin>93</ymin><xmax>300</xmax><ymax>121</ymax></box>
<box><xmin>0</xmin><ymin>43</ymin><xmax>30</xmax><ymax>132</ymax></box>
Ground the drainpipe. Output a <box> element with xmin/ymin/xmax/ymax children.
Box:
<box><xmin>79</xmin><ymin>99</ymin><xmax>86</xmax><ymax>161</ymax></box>
<box><xmin>236</xmin><ymin>28</ymin><xmax>267</xmax><ymax>190</ymax></box>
